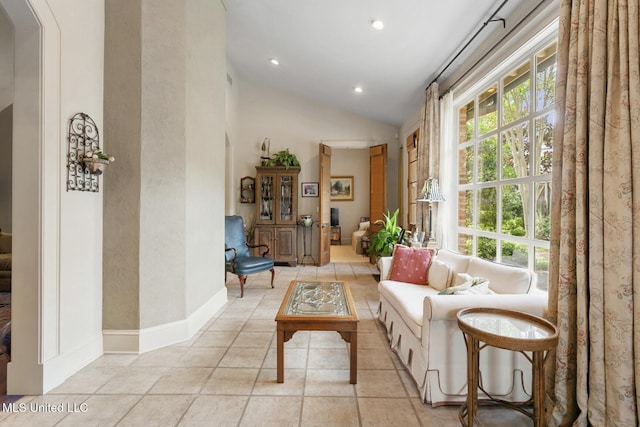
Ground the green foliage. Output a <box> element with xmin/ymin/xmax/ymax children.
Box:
<box><xmin>368</xmin><ymin>209</ymin><xmax>405</xmax><ymax>260</ymax></box>
<box><xmin>265</xmin><ymin>149</ymin><xmax>300</xmax><ymax>169</ymax></box>
<box><xmin>502</xmin><ymin>218</ymin><xmax>526</xmax><ymax>236</ymax></box>
<box><xmin>535</xmin><ymin>215</ymin><xmax>551</xmax><ymax>240</ymax></box>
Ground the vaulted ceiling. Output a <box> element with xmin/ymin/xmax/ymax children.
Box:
<box><xmin>225</xmin><ymin>0</ymin><xmax>532</xmax><ymax>126</ymax></box>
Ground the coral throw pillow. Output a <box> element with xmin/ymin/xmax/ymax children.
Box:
<box><xmin>389</xmin><ymin>245</ymin><xmax>435</xmax><ymax>285</ymax></box>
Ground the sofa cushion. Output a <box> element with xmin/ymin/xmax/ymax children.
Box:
<box><xmin>434</xmin><ymin>249</ymin><xmax>470</xmax><ymax>275</ymax></box>
<box><xmin>378</xmin><ymin>280</ymin><xmax>440</xmax><ymax>338</ymax></box>
<box><xmin>467</xmin><ymin>257</ymin><xmax>533</xmax><ymax>294</ymax></box>
<box><xmin>427</xmin><ymin>260</ymin><xmax>452</xmax><ymax>292</ymax></box>
<box><xmin>389</xmin><ymin>245</ymin><xmax>435</xmax><ymax>285</ymax></box>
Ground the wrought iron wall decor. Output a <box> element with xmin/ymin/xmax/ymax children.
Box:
<box><xmin>67</xmin><ymin>112</ymin><xmax>102</xmax><ymax>192</ymax></box>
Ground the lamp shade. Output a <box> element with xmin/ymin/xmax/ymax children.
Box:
<box><xmin>416</xmin><ymin>178</ymin><xmax>445</xmax><ymax>202</ymax></box>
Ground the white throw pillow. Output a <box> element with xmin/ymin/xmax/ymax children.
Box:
<box><xmin>358</xmin><ymin>221</ymin><xmax>370</xmax><ymax>231</ymax></box>
<box><xmin>427</xmin><ymin>260</ymin><xmax>452</xmax><ymax>292</ymax></box>
<box><xmin>454</xmin><ymin>281</ymin><xmax>494</xmax><ymax>295</ymax></box>
<box><xmin>455</xmin><ymin>272</ymin><xmax>473</xmax><ymax>286</ymax></box>
<box><xmin>439</xmin><ymin>276</ymin><xmax>490</xmax><ymax>295</ymax></box>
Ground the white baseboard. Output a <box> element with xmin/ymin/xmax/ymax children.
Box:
<box><xmin>12</xmin><ymin>331</ymin><xmax>104</xmax><ymax>395</ymax></box>
<box><xmin>103</xmin><ymin>287</ymin><xmax>228</xmax><ymax>354</ymax></box>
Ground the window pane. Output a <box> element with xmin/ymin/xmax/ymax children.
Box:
<box><xmin>502</xmin><ymin>61</ymin><xmax>531</xmax><ymax>125</ymax></box>
<box><xmin>502</xmin><ymin>241</ymin><xmax>528</xmax><ymax>267</ymax></box>
<box><xmin>478</xmin><ymin>187</ymin><xmax>497</xmax><ymax>231</ymax></box>
<box><xmin>478</xmin><ymin>85</ymin><xmax>497</xmax><ymax>135</ymax></box>
<box><xmin>536</xmin><ymin>42</ymin><xmax>557</xmax><ymax>110</ymax></box>
<box><xmin>477</xmin><ymin>236</ymin><xmax>496</xmax><ymax>261</ymax></box>
<box><xmin>534</xmin><ymin>112</ymin><xmax>554</xmax><ymax>175</ymax></box>
<box><xmin>534</xmin><ymin>182</ymin><xmax>552</xmax><ymax>240</ymax></box>
<box><xmin>458</xmin><ymin>233</ymin><xmax>473</xmax><ymax>255</ymax></box>
<box><xmin>478</xmin><ymin>137</ymin><xmax>497</xmax><ymax>182</ymax></box>
<box><xmin>501</xmin><ymin>184</ymin><xmax>527</xmax><ymax>237</ymax></box>
<box><xmin>501</xmin><ymin>123</ymin><xmax>530</xmax><ymax>179</ymax></box>
<box><xmin>459</xmin><ymin>146</ymin><xmax>474</xmax><ymax>185</ymax></box>
<box><xmin>535</xmin><ymin>246</ymin><xmax>550</xmax><ymax>291</ymax></box>
<box><xmin>459</xmin><ymin>100</ymin><xmax>475</xmax><ymax>143</ymax></box>
<box><xmin>458</xmin><ymin>190</ymin><xmax>474</xmax><ymax>228</ymax></box>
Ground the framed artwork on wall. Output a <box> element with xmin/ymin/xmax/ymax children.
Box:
<box><xmin>330</xmin><ymin>176</ymin><xmax>354</xmax><ymax>201</ymax></box>
<box><xmin>301</xmin><ymin>182</ymin><xmax>319</xmax><ymax>197</ymax></box>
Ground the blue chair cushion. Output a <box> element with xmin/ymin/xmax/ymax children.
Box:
<box><xmin>232</xmin><ymin>256</ymin><xmax>274</xmax><ymax>276</ymax></box>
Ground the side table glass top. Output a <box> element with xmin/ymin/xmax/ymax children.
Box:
<box><xmin>457</xmin><ymin>307</ymin><xmax>558</xmax><ymax>352</ymax></box>
<box><xmin>459</xmin><ymin>312</ymin><xmax>554</xmax><ymax>340</ymax></box>
<box><xmin>284</xmin><ymin>281</ymin><xmax>349</xmax><ymax>316</ymax></box>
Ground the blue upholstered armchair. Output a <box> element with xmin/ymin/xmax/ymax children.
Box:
<box><xmin>225</xmin><ymin>216</ymin><xmax>275</xmax><ymax>297</ymax></box>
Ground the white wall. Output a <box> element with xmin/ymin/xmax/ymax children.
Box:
<box><xmin>184</xmin><ymin>0</ymin><xmax>226</xmax><ymax>317</ymax></box>
<box><xmin>56</xmin><ymin>0</ymin><xmax>105</xmax><ymax>374</ymax></box>
<box><xmin>103</xmin><ymin>0</ymin><xmax>227</xmax><ymax>353</ymax></box>
<box><xmin>229</xmin><ymin>75</ymin><xmax>399</xmax><ymax>259</ymax></box>
<box><xmin>1</xmin><ymin>0</ymin><xmax>105</xmax><ymax>394</ymax></box>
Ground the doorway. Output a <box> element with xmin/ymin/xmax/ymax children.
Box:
<box><xmin>0</xmin><ymin>0</ymin><xmax>57</xmax><ymax>394</ymax></box>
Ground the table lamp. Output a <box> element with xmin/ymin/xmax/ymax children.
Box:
<box><xmin>416</xmin><ymin>177</ymin><xmax>445</xmax><ymax>242</ymax></box>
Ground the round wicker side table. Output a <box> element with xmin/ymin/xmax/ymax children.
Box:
<box><xmin>456</xmin><ymin>307</ymin><xmax>558</xmax><ymax>427</ymax></box>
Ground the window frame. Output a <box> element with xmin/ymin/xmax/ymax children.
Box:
<box><xmin>451</xmin><ymin>29</ymin><xmax>558</xmax><ymax>292</ymax></box>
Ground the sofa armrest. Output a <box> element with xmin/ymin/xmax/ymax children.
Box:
<box><xmin>378</xmin><ymin>256</ymin><xmax>393</xmax><ymax>281</ymax></box>
<box><xmin>424</xmin><ymin>294</ymin><xmax>548</xmax><ymax>323</ymax></box>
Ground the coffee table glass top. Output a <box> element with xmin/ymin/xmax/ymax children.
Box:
<box><xmin>284</xmin><ymin>281</ymin><xmax>350</xmax><ymax>316</ymax></box>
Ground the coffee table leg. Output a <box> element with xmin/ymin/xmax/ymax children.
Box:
<box><xmin>277</xmin><ymin>329</ymin><xmax>284</xmax><ymax>383</ymax></box>
<box><xmin>349</xmin><ymin>331</ymin><xmax>357</xmax><ymax>384</ymax></box>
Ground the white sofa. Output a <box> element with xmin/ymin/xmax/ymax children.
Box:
<box><xmin>377</xmin><ymin>248</ymin><xmax>548</xmax><ymax>406</ymax></box>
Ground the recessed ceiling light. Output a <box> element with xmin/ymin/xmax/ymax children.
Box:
<box><xmin>268</xmin><ymin>58</ymin><xmax>280</xmax><ymax>66</ymax></box>
<box><xmin>353</xmin><ymin>86</ymin><xmax>364</xmax><ymax>94</ymax></box>
<box><xmin>369</xmin><ymin>19</ymin><xmax>384</xmax><ymax>30</ymax></box>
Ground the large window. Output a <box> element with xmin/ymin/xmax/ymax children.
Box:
<box><xmin>456</xmin><ymin>40</ymin><xmax>556</xmax><ymax>291</ymax></box>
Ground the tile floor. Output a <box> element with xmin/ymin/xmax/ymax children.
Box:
<box><xmin>0</xmin><ymin>262</ymin><xmax>532</xmax><ymax>426</ymax></box>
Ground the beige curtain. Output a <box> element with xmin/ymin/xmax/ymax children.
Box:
<box><xmin>417</xmin><ymin>82</ymin><xmax>440</xmax><ymax>232</ymax></box>
<box><xmin>547</xmin><ymin>0</ymin><xmax>640</xmax><ymax>425</ymax></box>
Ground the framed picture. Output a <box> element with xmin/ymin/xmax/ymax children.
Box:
<box><xmin>330</xmin><ymin>176</ymin><xmax>354</xmax><ymax>201</ymax></box>
<box><xmin>301</xmin><ymin>182</ymin><xmax>319</xmax><ymax>197</ymax></box>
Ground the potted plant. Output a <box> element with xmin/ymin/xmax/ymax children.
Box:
<box><xmin>368</xmin><ymin>209</ymin><xmax>406</xmax><ymax>263</ymax></box>
<box><xmin>83</xmin><ymin>150</ymin><xmax>115</xmax><ymax>175</ymax></box>
<box><xmin>265</xmin><ymin>148</ymin><xmax>300</xmax><ymax>170</ymax></box>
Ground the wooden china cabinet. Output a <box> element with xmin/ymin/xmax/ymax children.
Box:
<box><xmin>254</xmin><ymin>165</ymin><xmax>300</xmax><ymax>266</ymax></box>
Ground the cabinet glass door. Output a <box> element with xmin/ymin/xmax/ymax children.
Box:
<box><xmin>259</xmin><ymin>174</ymin><xmax>274</xmax><ymax>222</ymax></box>
<box><xmin>278</xmin><ymin>175</ymin><xmax>295</xmax><ymax>222</ymax></box>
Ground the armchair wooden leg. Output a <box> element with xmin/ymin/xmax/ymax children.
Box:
<box><xmin>239</xmin><ymin>276</ymin><xmax>246</xmax><ymax>298</ymax></box>
<box><xmin>270</xmin><ymin>268</ymin><xmax>275</xmax><ymax>289</ymax></box>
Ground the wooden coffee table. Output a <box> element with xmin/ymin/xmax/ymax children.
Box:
<box><xmin>275</xmin><ymin>280</ymin><xmax>359</xmax><ymax>384</ymax></box>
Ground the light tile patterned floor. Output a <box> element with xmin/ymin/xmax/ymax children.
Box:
<box><xmin>0</xmin><ymin>261</ymin><xmax>532</xmax><ymax>426</ymax></box>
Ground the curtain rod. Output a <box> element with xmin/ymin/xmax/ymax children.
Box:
<box><xmin>429</xmin><ymin>0</ymin><xmax>510</xmax><ymax>87</ymax></box>
<box><xmin>439</xmin><ymin>0</ymin><xmax>549</xmax><ymax>96</ymax></box>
